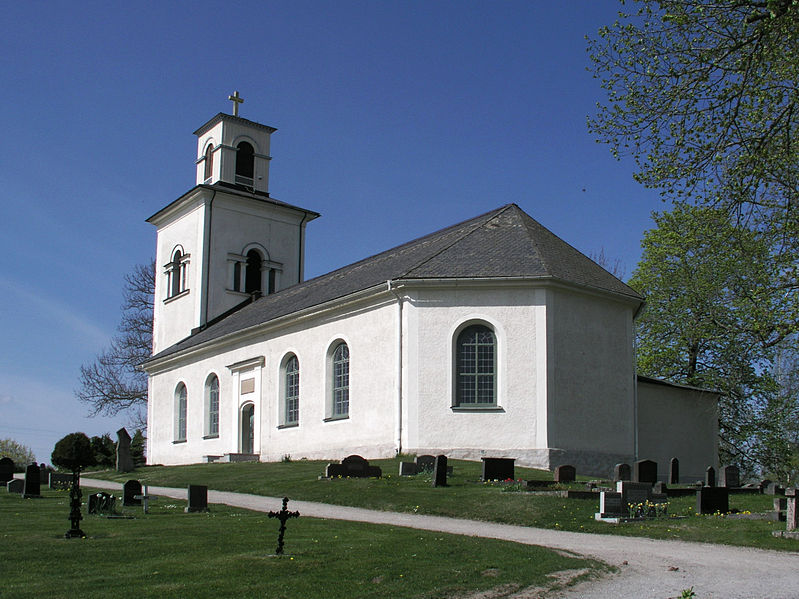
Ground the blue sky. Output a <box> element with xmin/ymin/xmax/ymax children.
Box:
<box><xmin>1</xmin><ymin>1</ymin><xmax>665</xmax><ymax>462</ymax></box>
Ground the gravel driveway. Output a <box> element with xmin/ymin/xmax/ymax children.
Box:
<box><xmin>83</xmin><ymin>479</ymin><xmax>799</xmax><ymax>598</ymax></box>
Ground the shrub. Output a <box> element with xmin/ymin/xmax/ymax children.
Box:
<box><xmin>51</xmin><ymin>433</ymin><xmax>96</xmax><ymax>472</ymax></box>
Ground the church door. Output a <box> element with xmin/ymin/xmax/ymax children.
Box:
<box><xmin>241</xmin><ymin>404</ymin><xmax>254</xmax><ymax>454</ymax></box>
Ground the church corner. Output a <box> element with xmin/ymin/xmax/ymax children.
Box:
<box><xmin>141</xmin><ymin>97</ymin><xmax>718</xmax><ymax>479</ymax></box>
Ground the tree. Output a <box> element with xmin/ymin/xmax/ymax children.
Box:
<box><xmin>90</xmin><ymin>434</ymin><xmax>116</xmax><ymax>469</ymax></box>
<box><xmin>0</xmin><ymin>438</ymin><xmax>36</xmax><ymax>470</ymax></box>
<box><xmin>76</xmin><ymin>262</ymin><xmax>154</xmax><ymax>430</ymax></box>
<box><xmin>630</xmin><ymin>203</ymin><xmax>798</xmax><ymax>475</ymax></box>
<box><xmin>51</xmin><ymin>433</ymin><xmax>96</xmax><ymax>472</ymax></box>
<box><xmin>588</xmin><ymin>1</ymin><xmax>799</xmax><ymax>232</ymax></box>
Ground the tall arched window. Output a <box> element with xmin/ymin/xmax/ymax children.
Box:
<box><xmin>455</xmin><ymin>324</ymin><xmax>496</xmax><ymax>406</ymax></box>
<box><xmin>284</xmin><ymin>355</ymin><xmax>299</xmax><ymax>425</ymax></box>
<box><xmin>170</xmin><ymin>250</ymin><xmax>183</xmax><ymax>297</ymax></box>
<box><xmin>167</xmin><ymin>247</ymin><xmax>188</xmax><ymax>299</ymax></box>
<box><xmin>175</xmin><ymin>383</ymin><xmax>187</xmax><ymax>442</ymax></box>
<box><xmin>235</xmin><ymin>141</ymin><xmax>254</xmax><ymax>185</ymax></box>
<box><xmin>332</xmin><ymin>342</ymin><xmax>350</xmax><ymax>418</ymax></box>
<box><xmin>205</xmin><ymin>375</ymin><xmax>219</xmax><ymax>437</ymax></box>
<box><xmin>203</xmin><ymin>144</ymin><xmax>214</xmax><ymax>181</ymax></box>
<box><xmin>245</xmin><ymin>249</ymin><xmax>262</xmax><ymax>294</ymax></box>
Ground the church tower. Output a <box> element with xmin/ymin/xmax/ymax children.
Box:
<box><xmin>148</xmin><ymin>93</ymin><xmax>319</xmax><ymax>354</ymax></box>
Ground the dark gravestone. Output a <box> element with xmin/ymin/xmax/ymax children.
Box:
<box><xmin>705</xmin><ymin>466</ymin><xmax>716</xmax><ymax>487</ymax></box>
<box><xmin>598</xmin><ymin>491</ymin><xmax>624</xmax><ymax>518</ymax></box>
<box><xmin>765</xmin><ymin>482</ymin><xmax>785</xmax><ymax>496</ymax></box>
<box><xmin>481</xmin><ymin>457</ymin><xmax>515</xmax><ymax>481</ymax></box>
<box><xmin>416</xmin><ymin>455</ymin><xmax>436</xmax><ymax>472</ymax></box>
<box><xmin>696</xmin><ymin>486</ymin><xmax>729</xmax><ymax>514</ymax></box>
<box><xmin>399</xmin><ymin>462</ymin><xmax>418</xmax><ymax>476</ymax></box>
<box><xmin>7</xmin><ymin>479</ymin><xmax>24</xmax><ymax>494</ymax></box>
<box><xmin>324</xmin><ymin>463</ymin><xmax>347</xmax><ymax>477</ymax></box>
<box><xmin>186</xmin><ymin>484</ymin><xmax>209</xmax><ymax>513</ymax></box>
<box><xmin>0</xmin><ymin>457</ymin><xmax>13</xmax><ymax>484</ymax></box>
<box><xmin>338</xmin><ymin>455</ymin><xmax>382</xmax><ymax>478</ymax></box>
<box><xmin>123</xmin><ymin>479</ymin><xmax>143</xmax><ymax>506</ymax></box>
<box><xmin>617</xmin><ymin>481</ymin><xmax>651</xmax><ymax>510</ymax></box>
<box><xmin>633</xmin><ymin>460</ymin><xmax>657</xmax><ymax>485</ymax></box>
<box><xmin>23</xmin><ymin>463</ymin><xmax>41</xmax><ymax>498</ymax></box>
<box><xmin>669</xmin><ymin>458</ymin><xmax>679</xmax><ymax>485</ymax></box>
<box><xmin>116</xmin><ymin>427</ymin><xmax>135</xmax><ymax>473</ymax></box>
<box><xmin>613</xmin><ymin>463</ymin><xmax>631</xmax><ymax>482</ymax></box>
<box><xmin>720</xmin><ymin>465</ymin><xmax>740</xmax><ymax>488</ymax></box>
<box><xmin>554</xmin><ymin>464</ymin><xmax>576</xmax><ymax>483</ymax></box>
<box><xmin>432</xmin><ymin>455</ymin><xmax>448</xmax><ymax>487</ymax></box>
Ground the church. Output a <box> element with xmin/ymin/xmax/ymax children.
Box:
<box><xmin>142</xmin><ymin>100</ymin><xmax>719</xmax><ymax>480</ymax></box>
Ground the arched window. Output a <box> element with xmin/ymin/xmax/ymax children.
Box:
<box><xmin>205</xmin><ymin>375</ymin><xmax>219</xmax><ymax>437</ymax></box>
<box><xmin>175</xmin><ymin>383</ymin><xmax>187</xmax><ymax>442</ymax></box>
<box><xmin>245</xmin><ymin>249</ymin><xmax>262</xmax><ymax>294</ymax></box>
<box><xmin>170</xmin><ymin>250</ymin><xmax>183</xmax><ymax>297</ymax></box>
<box><xmin>203</xmin><ymin>144</ymin><xmax>214</xmax><ymax>181</ymax></box>
<box><xmin>331</xmin><ymin>342</ymin><xmax>350</xmax><ymax>418</ymax></box>
<box><xmin>455</xmin><ymin>324</ymin><xmax>496</xmax><ymax>406</ymax></box>
<box><xmin>284</xmin><ymin>355</ymin><xmax>299</xmax><ymax>425</ymax></box>
<box><xmin>235</xmin><ymin>141</ymin><xmax>254</xmax><ymax>185</ymax></box>
<box><xmin>167</xmin><ymin>247</ymin><xmax>188</xmax><ymax>299</ymax></box>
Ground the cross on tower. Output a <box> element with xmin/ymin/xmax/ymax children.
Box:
<box><xmin>268</xmin><ymin>496</ymin><xmax>300</xmax><ymax>555</ymax></box>
<box><xmin>228</xmin><ymin>90</ymin><xmax>244</xmax><ymax>117</ymax></box>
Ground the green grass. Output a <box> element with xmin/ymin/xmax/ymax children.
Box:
<box><xmin>86</xmin><ymin>456</ymin><xmax>799</xmax><ymax>551</ymax></box>
<box><xmin>1</xmin><ymin>489</ymin><xmax>603</xmax><ymax>599</ymax></box>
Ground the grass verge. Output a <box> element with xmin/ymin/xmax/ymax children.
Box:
<box><xmin>2</xmin><ymin>488</ymin><xmax>604</xmax><ymax>599</ymax></box>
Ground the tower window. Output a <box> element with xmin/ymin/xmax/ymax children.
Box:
<box><xmin>245</xmin><ymin>249</ymin><xmax>262</xmax><ymax>294</ymax></box>
<box><xmin>166</xmin><ymin>248</ymin><xmax>189</xmax><ymax>299</ymax></box>
<box><xmin>203</xmin><ymin>144</ymin><xmax>214</xmax><ymax>182</ymax></box>
<box><xmin>235</xmin><ymin>141</ymin><xmax>254</xmax><ymax>185</ymax></box>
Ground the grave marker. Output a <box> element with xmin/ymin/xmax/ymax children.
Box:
<box><xmin>268</xmin><ymin>497</ymin><xmax>300</xmax><ymax>555</ymax></box>
<box><xmin>123</xmin><ymin>479</ymin><xmax>142</xmax><ymax>506</ymax></box>
<box><xmin>133</xmin><ymin>485</ymin><xmax>158</xmax><ymax>513</ymax></box>
<box><xmin>554</xmin><ymin>464</ymin><xmax>576</xmax><ymax>483</ymax></box>
<box><xmin>7</xmin><ymin>479</ymin><xmax>23</xmax><ymax>494</ymax></box>
<box><xmin>705</xmin><ymin>466</ymin><xmax>716</xmax><ymax>487</ymax></box>
<box><xmin>415</xmin><ymin>455</ymin><xmax>436</xmax><ymax>472</ymax></box>
<box><xmin>432</xmin><ymin>455</ymin><xmax>448</xmax><ymax>487</ymax></box>
<box><xmin>399</xmin><ymin>462</ymin><xmax>418</xmax><ymax>476</ymax></box>
<box><xmin>598</xmin><ymin>492</ymin><xmax>624</xmax><ymax>518</ymax></box>
<box><xmin>49</xmin><ymin>472</ymin><xmax>72</xmax><ymax>489</ymax></box>
<box><xmin>23</xmin><ymin>463</ymin><xmax>41</xmax><ymax>498</ymax></box>
<box><xmin>613</xmin><ymin>463</ymin><xmax>631</xmax><ymax>482</ymax></box>
<box><xmin>116</xmin><ymin>427</ymin><xmax>135</xmax><ymax>473</ymax></box>
<box><xmin>786</xmin><ymin>488</ymin><xmax>797</xmax><ymax>532</ymax></box>
<box><xmin>0</xmin><ymin>457</ymin><xmax>13</xmax><ymax>484</ymax></box>
<box><xmin>720</xmin><ymin>465</ymin><xmax>740</xmax><ymax>488</ymax></box>
<box><xmin>697</xmin><ymin>486</ymin><xmax>729</xmax><ymax>514</ymax></box>
<box><xmin>633</xmin><ymin>460</ymin><xmax>657</xmax><ymax>485</ymax></box>
<box><xmin>481</xmin><ymin>457</ymin><xmax>515</xmax><ymax>481</ymax></box>
<box><xmin>186</xmin><ymin>484</ymin><xmax>209</xmax><ymax>513</ymax></box>
<box><xmin>669</xmin><ymin>458</ymin><xmax>679</xmax><ymax>485</ymax></box>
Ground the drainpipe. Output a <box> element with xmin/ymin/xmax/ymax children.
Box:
<box><xmin>386</xmin><ymin>280</ymin><xmax>403</xmax><ymax>455</ymax></box>
<box><xmin>298</xmin><ymin>212</ymin><xmax>311</xmax><ymax>284</ymax></box>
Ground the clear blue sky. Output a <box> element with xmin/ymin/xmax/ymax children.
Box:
<box><xmin>1</xmin><ymin>1</ymin><xmax>665</xmax><ymax>462</ymax></box>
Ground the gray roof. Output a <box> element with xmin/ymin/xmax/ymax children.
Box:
<box><xmin>147</xmin><ymin>203</ymin><xmax>643</xmax><ymax>363</ymax></box>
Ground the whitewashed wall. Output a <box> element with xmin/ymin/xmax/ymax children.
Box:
<box><xmin>637</xmin><ymin>379</ymin><xmax>719</xmax><ymax>482</ymax></box>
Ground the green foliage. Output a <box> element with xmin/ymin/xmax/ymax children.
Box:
<box><xmin>630</xmin><ymin>204</ymin><xmax>798</xmax><ymax>476</ymax></box>
<box><xmin>131</xmin><ymin>429</ymin><xmax>146</xmax><ymax>468</ymax></box>
<box><xmin>90</xmin><ymin>434</ymin><xmax>116</xmax><ymax>468</ymax></box>
<box><xmin>588</xmin><ymin>1</ymin><xmax>799</xmax><ymax>224</ymax></box>
<box><xmin>51</xmin><ymin>432</ymin><xmax>96</xmax><ymax>472</ymax></box>
<box><xmin>0</xmin><ymin>438</ymin><xmax>36</xmax><ymax>471</ymax></box>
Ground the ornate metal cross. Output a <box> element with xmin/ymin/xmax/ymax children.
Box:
<box><xmin>228</xmin><ymin>90</ymin><xmax>244</xmax><ymax>116</ymax></box>
<box><xmin>268</xmin><ymin>496</ymin><xmax>300</xmax><ymax>555</ymax></box>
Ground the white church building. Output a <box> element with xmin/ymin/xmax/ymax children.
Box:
<box><xmin>143</xmin><ymin>106</ymin><xmax>719</xmax><ymax>480</ymax></box>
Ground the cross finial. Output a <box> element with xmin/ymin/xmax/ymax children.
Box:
<box><xmin>228</xmin><ymin>91</ymin><xmax>244</xmax><ymax>117</ymax></box>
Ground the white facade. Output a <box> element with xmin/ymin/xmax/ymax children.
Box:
<box><xmin>144</xmin><ymin>111</ymin><xmax>719</xmax><ymax>477</ymax></box>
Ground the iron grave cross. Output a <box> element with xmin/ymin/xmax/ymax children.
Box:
<box><xmin>268</xmin><ymin>496</ymin><xmax>300</xmax><ymax>555</ymax></box>
<box><xmin>228</xmin><ymin>90</ymin><xmax>244</xmax><ymax>116</ymax></box>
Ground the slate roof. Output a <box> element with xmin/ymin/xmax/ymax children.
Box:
<box><xmin>146</xmin><ymin>203</ymin><xmax>643</xmax><ymax>364</ymax></box>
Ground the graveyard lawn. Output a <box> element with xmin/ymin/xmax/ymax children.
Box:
<box><xmin>0</xmin><ymin>489</ymin><xmax>604</xmax><ymax>599</ymax></box>
<box><xmin>86</xmin><ymin>457</ymin><xmax>798</xmax><ymax>551</ymax></box>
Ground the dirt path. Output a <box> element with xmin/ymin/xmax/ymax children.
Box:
<box><xmin>83</xmin><ymin>479</ymin><xmax>799</xmax><ymax>598</ymax></box>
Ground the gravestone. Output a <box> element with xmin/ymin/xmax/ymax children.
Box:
<box><xmin>653</xmin><ymin>481</ymin><xmax>667</xmax><ymax>494</ymax></box>
<box><xmin>432</xmin><ymin>455</ymin><xmax>448</xmax><ymax>487</ymax></box>
<box><xmin>705</xmin><ymin>466</ymin><xmax>716</xmax><ymax>487</ymax></box>
<box><xmin>617</xmin><ymin>481</ymin><xmax>651</xmax><ymax>510</ymax></box>
<box><xmin>613</xmin><ymin>463</ymin><xmax>631</xmax><ymax>482</ymax></box>
<box><xmin>481</xmin><ymin>457</ymin><xmax>515</xmax><ymax>481</ymax></box>
<box><xmin>23</xmin><ymin>463</ymin><xmax>41</xmax><ymax>498</ymax></box>
<box><xmin>325</xmin><ymin>455</ymin><xmax>382</xmax><ymax>478</ymax></box>
<box><xmin>0</xmin><ymin>457</ymin><xmax>14</xmax><ymax>484</ymax></box>
<box><xmin>554</xmin><ymin>464</ymin><xmax>576</xmax><ymax>483</ymax></box>
<box><xmin>416</xmin><ymin>455</ymin><xmax>436</xmax><ymax>472</ymax></box>
<box><xmin>39</xmin><ymin>465</ymin><xmax>51</xmax><ymax>487</ymax></box>
<box><xmin>696</xmin><ymin>486</ymin><xmax>729</xmax><ymax>514</ymax></box>
<box><xmin>49</xmin><ymin>472</ymin><xmax>72</xmax><ymax>489</ymax></box>
<box><xmin>268</xmin><ymin>497</ymin><xmax>300</xmax><ymax>555</ymax></box>
<box><xmin>597</xmin><ymin>491</ymin><xmax>625</xmax><ymax>518</ymax></box>
<box><xmin>123</xmin><ymin>479</ymin><xmax>142</xmax><ymax>506</ymax></box>
<box><xmin>765</xmin><ymin>482</ymin><xmax>785</xmax><ymax>496</ymax></box>
<box><xmin>134</xmin><ymin>485</ymin><xmax>158</xmax><ymax>514</ymax></box>
<box><xmin>399</xmin><ymin>462</ymin><xmax>418</xmax><ymax>476</ymax></box>
<box><xmin>669</xmin><ymin>458</ymin><xmax>679</xmax><ymax>485</ymax></box>
<box><xmin>786</xmin><ymin>488</ymin><xmax>797</xmax><ymax>532</ymax></box>
<box><xmin>720</xmin><ymin>465</ymin><xmax>740</xmax><ymax>488</ymax></box>
<box><xmin>7</xmin><ymin>479</ymin><xmax>24</xmax><ymax>494</ymax></box>
<box><xmin>633</xmin><ymin>460</ymin><xmax>657</xmax><ymax>485</ymax></box>
<box><xmin>186</xmin><ymin>484</ymin><xmax>209</xmax><ymax>513</ymax></box>
<box><xmin>116</xmin><ymin>427</ymin><xmax>135</xmax><ymax>473</ymax></box>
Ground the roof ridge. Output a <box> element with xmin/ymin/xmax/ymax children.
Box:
<box><xmin>517</xmin><ymin>210</ymin><xmax>553</xmax><ymax>275</ymax></box>
<box><xmin>396</xmin><ymin>204</ymin><xmax>515</xmax><ymax>279</ymax></box>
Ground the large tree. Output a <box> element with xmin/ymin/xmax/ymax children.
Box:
<box><xmin>0</xmin><ymin>438</ymin><xmax>37</xmax><ymax>469</ymax></box>
<box><xmin>630</xmin><ymin>204</ymin><xmax>798</xmax><ymax>476</ymax></box>
<box><xmin>76</xmin><ymin>262</ymin><xmax>154</xmax><ymax>429</ymax></box>
<box><xmin>588</xmin><ymin>0</ymin><xmax>799</xmax><ymax>229</ymax></box>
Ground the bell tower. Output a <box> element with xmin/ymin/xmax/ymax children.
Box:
<box><xmin>148</xmin><ymin>93</ymin><xmax>319</xmax><ymax>355</ymax></box>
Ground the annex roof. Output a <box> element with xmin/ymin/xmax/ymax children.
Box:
<box><xmin>146</xmin><ymin>203</ymin><xmax>643</xmax><ymax>363</ymax></box>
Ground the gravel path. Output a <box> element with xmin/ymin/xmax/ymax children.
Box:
<box><xmin>83</xmin><ymin>479</ymin><xmax>799</xmax><ymax>598</ymax></box>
